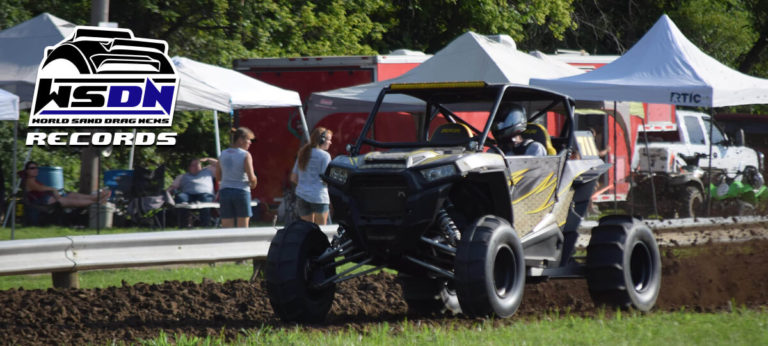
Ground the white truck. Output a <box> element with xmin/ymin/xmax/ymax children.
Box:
<box><xmin>629</xmin><ymin>110</ymin><xmax>764</xmax><ymax>217</ymax></box>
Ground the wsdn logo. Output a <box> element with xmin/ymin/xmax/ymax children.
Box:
<box><xmin>27</xmin><ymin>27</ymin><xmax>179</xmax><ymax>146</ymax></box>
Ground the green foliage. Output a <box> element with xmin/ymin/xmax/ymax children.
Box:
<box><xmin>668</xmin><ymin>0</ymin><xmax>756</xmax><ymax>67</ymax></box>
<box><xmin>374</xmin><ymin>0</ymin><xmax>577</xmax><ymax>53</ymax></box>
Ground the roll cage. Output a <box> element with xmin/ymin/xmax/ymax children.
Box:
<box><xmin>350</xmin><ymin>82</ymin><xmax>576</xmax><ymax>156</ymax></box>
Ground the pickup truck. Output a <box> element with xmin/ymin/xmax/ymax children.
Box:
<box><xmin>629</xmin><ymin>110</ymin><xmax>764</xmax><ymax>217</ymax></box>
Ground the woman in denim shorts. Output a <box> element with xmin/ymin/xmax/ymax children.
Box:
<box><xmin>291</xmin><ymin>127</ymin><xmax>332</xmax><ymax>224</ymax></box>
<box><xmin>215</xmin><ymin>127</ymin><xmax>258</xmax><ymax>228</ymax></box>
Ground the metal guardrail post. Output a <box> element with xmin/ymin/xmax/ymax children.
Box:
<box><xmin>52</xmin><ymin>272</ymin><xmax>79</xmax><ymax>288</ymax></box>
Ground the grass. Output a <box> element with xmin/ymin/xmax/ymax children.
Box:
<box><xmin>1</xmin><ymin>221</ymin><xmax>279</xmax><ymax>241</ymax></box>
<box><xmin>0</xmin><ymin>225</ymin><xmax>149</xmax><ymax>241</ymax></box>
<box><xmin>0</xmin><ymin>262</ymin><xmax>255</xmax><ymax>290</ymax></box>
<box><xmin>137</xmin><ymin>308</ymin><xmax>768</xmax><ymax>345</ymax></box>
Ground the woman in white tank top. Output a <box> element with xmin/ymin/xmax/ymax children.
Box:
<box><xmin>215</xmin><ymin>127</ymin><xmax>258</xmax><ymax>227</ymax></box>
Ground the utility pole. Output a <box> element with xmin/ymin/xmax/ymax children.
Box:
<box><xmin>79</xmin><ymin>1</ymin><xmax>109</xmax><ymax>199</ymax></box>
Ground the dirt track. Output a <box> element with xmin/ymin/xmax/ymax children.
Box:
<box><xmin>1</xmin><ymin>239</ymin><xmax>768</xmax><ymax>344</ymax></box>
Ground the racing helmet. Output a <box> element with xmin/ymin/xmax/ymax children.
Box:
<box><xmin>493</xmin><ymin>104</ymin><xmax>527</xmax><ymax>141</ymax></box>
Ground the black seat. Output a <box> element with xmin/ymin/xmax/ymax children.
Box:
<box><xmin>430</xmin><ymin>123</ymin><xmax>473</xmax><ymax>145</ymax></box>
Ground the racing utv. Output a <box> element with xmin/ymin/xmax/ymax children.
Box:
<box><xmin>266</xmin><ymin>82</ymin><xmax>661</xmax><ymax>322</ymax></box>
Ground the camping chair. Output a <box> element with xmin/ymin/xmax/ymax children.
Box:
<box><xmin>121</xmin><ymin>165</ymin><xmax>174</xmax><ymax>229</ymax></box>
<box><xmin>19</xmin><ymin>178</ymin><xmax>87</xmax><ymax>227</ymax></box>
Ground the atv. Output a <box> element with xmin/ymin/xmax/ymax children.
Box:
<box><xmin>266</xmin><ymin>82</ymin><xmax>662</xmax><ymax>322</ymax></box>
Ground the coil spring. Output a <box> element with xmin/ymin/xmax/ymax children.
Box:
<box><xmin>436</xmin><ymin>208</ymin><xmax>459</xmax><ymax>245</ymax></box>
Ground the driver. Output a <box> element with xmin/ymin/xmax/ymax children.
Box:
<box><xmin>492</xmin><ymin>104</ymin><xmax>546</xmax><ymax>156</ymax></box>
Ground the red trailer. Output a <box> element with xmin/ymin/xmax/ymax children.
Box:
<box><xmin>232</xmin><ymin>53</ymin><xmax>430</xmax><ymax>218</ymax></box>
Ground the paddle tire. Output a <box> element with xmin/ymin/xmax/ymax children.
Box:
<box><xmin>398</xmin><ymin>275</ymin><xmax>461</xmax><ymax>316</ymax></box>
<box><xmin>455</xmin><ymin>215</ymin><xmax>525</xmax><ymax>318</ymax></box>
<box><xmin>265</xmin><ymin>220</ymin><xmax>336</xmax><ymax>323</ymax></box>
<box><xmin>586</xmin><ymin>215</ymin><xmax>661</xmax><ymax>311</ymax></box>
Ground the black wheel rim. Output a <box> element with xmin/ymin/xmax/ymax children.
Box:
<box><xmin>493</xmin><ymin>245</ymin><xmax>516</xmax><ymax>297</ymax></box>
<box><xmin>630</xmin><ymin>241</ymin><xmax>653</xmax><ymax>292</ymax></box>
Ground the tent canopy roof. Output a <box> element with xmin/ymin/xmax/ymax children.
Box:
<box><xmin>530</xmin><ymin>15</ymin><xmax>768</xmax><ymax>107</ymax></box>
<box><xmin>172</xmin><ymin>57</ymin><xmax>301</xmax><ymax>111</ymax></box>
<box><xmin>0</xmin><ymin>13</ymin><xmax>76</xmax><ymax>101</ymax></box>
<box><xmin>307</xmin><ymin>32</ymin><xmax>583</xmax><ymax>129</ymax></box>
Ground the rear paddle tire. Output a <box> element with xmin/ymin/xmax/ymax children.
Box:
<box><xmin>586</xmin><ymin>215</ymin><xmax>661</xmax><ymax>311</ymax></box>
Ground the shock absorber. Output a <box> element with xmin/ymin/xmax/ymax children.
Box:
<box><xmin>436</xmin><ymin>201</ymin><xmax>460</xmax><ymax>246</ymax></box>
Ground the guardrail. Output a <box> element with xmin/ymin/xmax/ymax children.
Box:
<box><xmin>2</xmin><ymin>216</ymin><xmax>767</xmax><ymax>288</ymax></box>
<box><xmin>0</xmin><ymin>225</ymin><xmax>338</xmax><ymax>288</ymax></box>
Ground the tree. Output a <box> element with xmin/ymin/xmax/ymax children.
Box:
<box><xmin>373</xmin><ymin>0</ymin><xmax>577</xmax><ymax>54</ymax></box>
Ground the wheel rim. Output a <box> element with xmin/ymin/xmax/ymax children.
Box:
<box><xmin>493</xmin><ymin>245</ymin><xmax>516</xmax><ymax>297</ymax></box>
<box><xmin>629</xmin><ymin>241</ymin><xmax>653</xmax><ymax>292</ymax></box>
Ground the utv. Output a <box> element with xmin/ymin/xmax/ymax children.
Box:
<box><xmin>266</xmin><ymin>82</ymin><xmax>662</xmax><ymax>322</ymax></box>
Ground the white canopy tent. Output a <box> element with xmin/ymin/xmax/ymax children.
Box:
<box><xmin>171</xmin><ymin>57</ymin><xmax>308</xmax><ymax>157</ymax></box>
<box><xmin>307</xmin><ymin>31</ymin><xmax>584</xmax><ymax>129</ymax></box>
<box><xmin>530</xmin><ymin>14</ymin><xmax>768</xmax><ymax>215</ymax></box>
<box><xmin>1</xmin><ymin>89</ymin><xmax>20</xmax><ymax>234</ymax></box>
<box><xmin>0</xmin><ymin>13</ymin><xmax>75</xmax><ymax>103</ymax></box>
<box><xmin>530</xmin><ymin>14</ymin><xmax>768</xmax><ymax>108</ymax></box>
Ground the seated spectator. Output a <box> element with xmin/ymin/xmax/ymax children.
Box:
<box><xmin>492</xmin><ymin>104</ymin><xmax>546</xmax><ymax>156</ymax></box>
<box><xmin>21</xmin><ymin>161</ymin><xmax>110</xmax><ymax>208</ymax></box>
<box><xmin>167</xmin><ymin>157</ymin><xmax>217</xmax><ymax>227</ymax></box>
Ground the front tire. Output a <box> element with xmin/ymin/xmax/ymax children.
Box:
<box><xmin>265</xmin><ymin>220</ymin><xmax>336</xmax><ymax>323</ymax></box>
<box><xmin>586</xmin><ymin>215</ymin><xmax>661</xmax><ymax>311</ymax></box>
<box><xmin>678</xmin><ymin>186</ymin><xmax>703</xmax><ymax>218</ymax></box>
<box><xmin>455</xmin><ymin>215</ymin><xmax>525</xmax><ymax>318</ymax></box>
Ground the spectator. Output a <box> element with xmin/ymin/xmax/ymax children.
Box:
<box><xmin>215</xmin><ymin>127</ymin><xmax>258</xmax><ymax>228</ymax></box>
<box><xmin>21</xmin><ymin>161</ymin><xmax>110</xmax><ymax>207</ymax></box>
<box><xmin>290</xmin><ymin>127</ymin><xmax>333</xmax><ymax>225</ymax></box>
<box><xmin>589</xmin><ymin>127</ymin><xmax>611</xmax><ymax>159</ymax></box>
<box><xmin>493</xmin><ymin>104</ymin><xmax>546</xmax><ymax>156</ymax></box>
<box><xmin>167</xmin><ymin>157</ymin><xmax>217</xmax><ymax>227</ymax></box>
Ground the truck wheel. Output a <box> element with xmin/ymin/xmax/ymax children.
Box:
<box><xmin>265</xmin><ymin>220</ymin><xmax>336</xmax><ymax>323</ymax></box>
<box><xmin>678</xmin><ymin>186</ymin><xmax>703</xmax><ymax>218</ymax></box>
<box><xmin>586</xmin><ymin>216</ymin><xmax>661</xmax><ymax>311</ymax></box>
<box><xmin>455</xmin><ymin>215</ymin><xmax>525</xmax><ymax>318</ymax></box>
<box><xmin>398</xmin><ymin>275</ymin><xmax>461</xmax><ymax>315</ymax></box>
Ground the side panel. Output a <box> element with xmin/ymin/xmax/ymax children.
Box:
<box><xmin>507</xmin><ymin>156</ymin><xmax>561</xmax><ymax>236</ymax></box>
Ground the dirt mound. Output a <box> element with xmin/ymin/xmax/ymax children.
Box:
<box><xmin>2</xmin><ymin>240</ymin><xmax>767</xmax><ymax>344</ymax></box>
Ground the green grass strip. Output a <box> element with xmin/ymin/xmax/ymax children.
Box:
<box><xmin>140</xmin><ymin>309</ymin><xmax>768</xmax><ymax>345</ymax></box>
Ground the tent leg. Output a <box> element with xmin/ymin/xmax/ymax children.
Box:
<box><xmin>640</xmin><ymin>117</ymin><xmax>659</xmax><ymax>217</ymax></box>
<box><xmin>213</xmin><ymin>110</ymin><xmax>221</xmax><ymax>157</ymax></box>
<box><xmin>613</xmin><ymin>101</ymin><xmax>618</xmax><ymax>210</ymax></box>
<box><xmin>706</xmin><ymin>108</ymin><xmax>715</xmax><ymax>216</ymax></box>
<box><xmin>128</xmin><ymin>128</ymin><xmax>137</xmax><ymax>169</ymax></box>
<box><xmin>297</xmin><ymin>107</ymin><xmax>310</xmax><ymax>141</ymax></box>
<box><xmin>3</xmin><ymin>128</ymin><xmax>35</xmax><ymax>233</ymax></box>
<box><xmin>10</xmin><ymin>121</ymin><xmax>17</xmax><ymax>239</ymax></box>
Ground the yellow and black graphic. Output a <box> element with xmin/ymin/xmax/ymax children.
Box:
<box><xmin>508</xmin><ymin>156</ymin><xmax>561</xmax><ymax>235</ymax></box>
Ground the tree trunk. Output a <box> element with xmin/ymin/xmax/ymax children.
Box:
<box><xmin>738</xmin><ymin>28</ymin><xmax>768</xmax><ymax>74</ymax></box>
